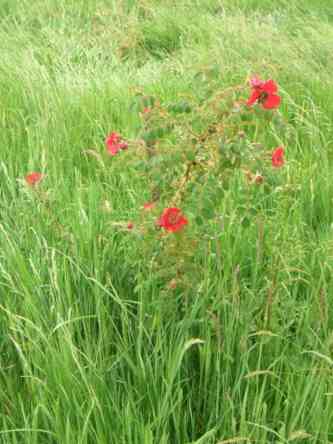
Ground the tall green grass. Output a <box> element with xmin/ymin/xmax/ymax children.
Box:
<box><xmin>1</xmin><ymin>0</ymin><xmax>333</xmax><ymax>442</ymax></box>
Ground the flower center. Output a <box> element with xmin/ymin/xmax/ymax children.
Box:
<box><xmin>258</xmin><ymin>92</ymin><xmax>268</xmax><ymax>103</ymax></box>
<box><xmin>168</xmin><ymin>213</ymin><xmax>180</xmax><ymax>224</ymax></box>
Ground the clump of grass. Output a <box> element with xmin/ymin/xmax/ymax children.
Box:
<box><xmin>1</xmin><ymin>0</ymin><xmax>333</xmax><ymax>443</ymax></box>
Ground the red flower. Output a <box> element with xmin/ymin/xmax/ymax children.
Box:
<box><xmin>247</xmin><ymin>78</ymin><xmax>281</xmax><ymax>109</ymax></box>
<box><xmin>127</xmin><ymin>222</ymin><xmax>134</xmax><ymax>230</ymax></box>
<box><xmin>158</xmin><ymin>207</ymin><xmax>188</xmax><ymax>233</ymax></box>
<box><xmin>272</xmin><ymin>147</ymin><xmax>285</xmax><ymax>168</ymax></box>
<box><xmin>25</xmin><ymin>172</ymin><xmax>43</xmax><ymax>186</ymax></box>
<box><xmin>106</xmin><ymin>132</ymin><xmax>128</xmax><ymax>156</ymax></box>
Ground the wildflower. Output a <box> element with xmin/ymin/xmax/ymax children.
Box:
<box><xmin>247</xmin><ymin>77</ymin><xmax>281</xmax><ymax>110</ymax></box>
<box><xmin>105</xmin><ymin>132</ymin><xmax>128</xmax><ymax>156</ymax></box>
<box><xmin>272</xmin><ymin>147</ymin><xmax>285</xmax><ymax>168</ymax></box>
<box><xmin>127</xmin><ymin>222</ymin><xmax>134</xmax><ymax>230</ymax></box>
<box><xmin>25</xmin><ymin>172</ymin><xmax>43</xmax><ymax>186</ymax></box>
<box><xmin>157</xmin><ymin>207</ymin><xmax>188</xmax><ymax>233</ymax></box>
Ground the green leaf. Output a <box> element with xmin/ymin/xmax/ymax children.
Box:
<box><xmin>201</xmin><ymin>200</ymin><xmax>216</xmax><ymax>219</ymax></box>
<box><xmin>168</xmin><ymin>101</ymin><xmax>192</xmax><ymax>114</ymax></box>
<box><xmin>186</xmin><ymin>151</ymin><xmax>196</xmax><ymax>162</ymax></box>
<box><xmin>195</xmin><ymin>215</ymin><xmax>204</xmax><ymax>226</ymax></box>
<box><xmin>141</xmin><ymin>95</ymin><xmax>156</xmax><ymax>109</ymax></box>
<box><xmin>241</xmin><ymin>216</ymin><xmax>251</xmax><ymax>228</ymax></box>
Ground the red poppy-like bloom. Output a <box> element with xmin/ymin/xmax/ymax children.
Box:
<box><xmin>247</xmin><ymin>77</ymin><xmax>281</xmax><ymax>110</ymax></box>
<box><xmin>158</xmin><ymin>207</ymin><xmax>188</xmax><ymax>233</ymax></box>
<box><xmin>143</xmin><ymin>202</ymin><xmax>155</xmax><ymax>211</ymax></box>
<box><xmin>272</xmin><ymin>147</ymin><xmax>285</xmax><ymax>168</ymax></box>
<box><xmin>106</xmin><ymin>132</ymin><xmax>128</xmax><ymax>156</ymax></box>
<box><xmin>25</xmin><ymin>172</ymin><xmax>43</xmax><ymax>186</ymax></box>
<box><xmin>127</xmin><ymin>222</ymin><xmax>134</xmax><ymax>230</ymax></box>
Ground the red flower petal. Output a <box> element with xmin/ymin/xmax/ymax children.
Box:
<box><xmin>249</xmin><ymin>76</ymin><xmax>264</xmax><ymax>88</ymax></box>
<box><xmin>272</xmin><ymin>147</ymin><xmax>285</xmax><ymax>168</ymax></box>
<box><xmin>106</xmin><ymin>132</ymin><xmax>120</xmax><ymax>147</ymax></box>
<box><xmin>25</xmin><ymin>172</ymin><xmax>43</xmax><ymax>186</ymax></box>
<box><xmin>127</xmin><ymin>222</ymin><xmax>134</xmax><ymax>230</ymax></box>
<box><xmin>246</xmin><ymin>90</ymin><xmax>261</xmax><ymax>106</ymax></box>
<box><xmin>262</xmin><ymin>80</ymin><xmax>278</xmax><ymax>95</ymax></box>
<box><xmin>262</xmin><ymin>94</ymin><xmax>281</xmax><ymax>109</ymax></box>
<box><xmin>107</xmin><ymin>144</ymin><xmax>121</xmax><ymax>156</ymax></box>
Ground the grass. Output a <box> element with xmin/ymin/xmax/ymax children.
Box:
<box><xmin>1</xmin><ymin>0</ymin><xmax>333</xmax><ymax>442</ymax></box>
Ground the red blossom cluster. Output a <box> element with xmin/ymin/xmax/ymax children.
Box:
<box><xmin>246</xmin><ymin>76</ymin><xmax>285</xmax><ymax>175</ymax></box>
<box><xmin>24</xmin><ymin>74</ymin><xmax>286</xmax><ymax>238</ymax></box>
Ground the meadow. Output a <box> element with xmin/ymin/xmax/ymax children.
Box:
<box><xmin>1</xmin><ymin>0</ymin><xmax>333</xmax><ymax>442</ymax></box>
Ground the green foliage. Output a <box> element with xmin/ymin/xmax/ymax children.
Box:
<box><xmin>0</xmin><ymin>0</ymin><xmax>333</xmax><ymax>443</ymax></box>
